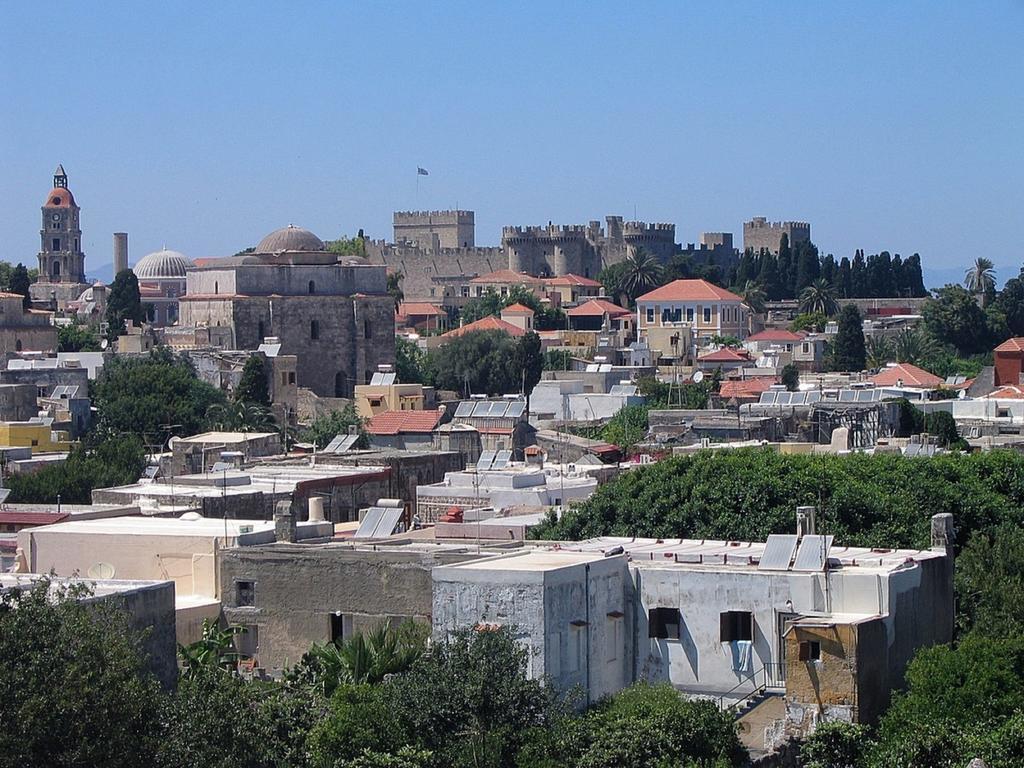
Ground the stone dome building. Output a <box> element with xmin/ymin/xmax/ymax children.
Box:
<box><xmin>133</xmin><ymin>248</ymin><xmax>194</xmax><ymax>327</ymax></box>
<box><xmin>254</xmin><ymin>225</ymin><xmax>325</xmax><ymax>254</ymax></box>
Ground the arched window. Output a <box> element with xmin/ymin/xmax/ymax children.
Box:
<box><xmin>310</xmin><ymin>320</ymin><xmax>320</xmax><ymax>340</ymax></box>
<box><xmin>334</xmin><ymin>372</ymin><xmax>346</xmax><ymax>397</ymax></box>
<box><xmin>308</xmin><ymin>280</ymin><xmax>316</xmax><ymax>295</ymax></box>
<box><xmin>15</xmin><ymin>339</ymin><xmax>22</xmax><ymax>352</ymax></box>
<box><xmin>214</xmin><ymin>281</ymin><xmax>219</xmax><ymax>295</ymax></box>
<box><xmin>51</xmin><ymin>261</ymin><xmax>60</xmax><ymax>278</ymax></box>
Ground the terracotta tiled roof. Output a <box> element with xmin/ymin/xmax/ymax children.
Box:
<box><xmin>566</xmin><ymin>299</ymin><xmax>631</xmax><ymax>317</ymax></box>
<box><xmin>501</xmin><ymin>303</ymin><xmax>535</xmax><ymax>314</ymax></box>
<box><xmin>636</xmin><ymin>279</ymin><xmax>743</xmax><ymax>303</ymax></box>
<box><xmin>995</xmin><ymin>337</ymin><xmax>1024</xmax><ymax>353</ymax></box>
<box><xmin>718</xmin><ymin>378</ymin><xmax>777</xmax><ymax>399</ymax></box>
<box><xmin>984</xmin><ymin>385</ymin><xmax>1024</xmax><ymax>399</ymax></box>
<box><xmin>398</xmin><ymin>302</ymin><xmax>446</xmax><ymax>317</ymax></box>
<box><xmin>43</xmin><ymin>187</ymin><xmax>76</xmax><ymax>208</ymax></box>
<box><xmin>441</xmin><ymin>315</ymin><xmax>526</xmax><ymax>339</ymax></box>
<box><xmin>746</xmin><ymin>329</ymin><xmax>806</xmax><ymax>342</ymax></box>
<box><xmin>698</xmin><ymin>347</ymin><xmax>751</xmax><ymax>363</ymax></box>
<box><xmin>870</xmin><ymin>363</ymin><xmax>944</xmax><ymax>388</ymax></box>
<box><xmin>0</xmin><ymin>511</ymin><xmax>69</xmax><ymax>526</ymax></box>
<box><xmin>546</xmin><ymin>274</ymin><xmax>602</xmax><ymax>287</ymax></box>
<box><xmin>469</xmin><ymin>269</ymin><xmax>544</xmax><ymax>285</ymax></box>
<box><xmin>366</xmin><ymin>409</ymin><xmax>444</xmax><ymax>435</ymax></box>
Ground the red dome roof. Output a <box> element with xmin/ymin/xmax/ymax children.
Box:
<box><xmin>43</xmin><ymin>187</ymin><xmax>76</xmax><ymax>208</ymax></box>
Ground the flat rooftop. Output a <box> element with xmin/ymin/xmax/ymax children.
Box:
<box><xmin>445</xmin><ymin>549</ymin><xmax>608</xmax><ymax>572</ymax></box>
<box><xmin>22</xmin><ymin>514</ymin><xmax>274</xmax><ymax>538</ymax></box>
<box><xmin>551</xmin><ymin>536</ymin><xmax>945</xmax><ymax>574</ymax></box>
<box><xmin>176</xmin><ymin>431</ymin><xmax>278</xmax><ymax>443</ymax></box>
<box><xmin>0</xmin><ymin>573</ymin><xmax>172</xmax><ymax>599</ymax></box>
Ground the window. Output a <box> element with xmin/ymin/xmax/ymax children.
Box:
<box><xmin>686</xmin><ymin>308</ymin><xmax>694</xmax><ymax>322</ymax></box>
<box><xmin>998</xmin><ymin>407</ymin><xmax>1011</xmax><ymax>418</ymax></box>
<box><xmin>52</xmin><ymin>238</ymin><xmax>60</xmax><ymax>251</ymax></box>
<box><xmin>703</xmin><ymin>307</ymin><xmax>712</xmax><ymax>324</ymax></box>
<box><xmin>802</xmin><ymin>343</ymin><xmax>810</xmax><ymax>354</ymax></box>
<box><xmin>235</xmin><ymin>580</ymin><xmax>255</xmax><ymax>606</ymax></box>
<box><xmin>330</xmin><ymin>613</ymin><xmax>353</xmax><ymax>643</ymax></box>
<box><xmin>648</xmin><ymin>607</ymin><xmax>680</xmax><ymax>639</ymax></box>
<box><xmin>364</xmin><ymin>319</ymin><xmax>371</xmax><ymax>339</ymax></box>
<box><xmin>720</xmin><ymin>610</ymin><xmax>753</xmax><ymax>642</ymax></box>
<box><xmin>51</xmin><ymin>261</ymin><xmax>60</xmax><ymax>278</ymax></box>
<box><xmin>288</xmin><ymin>372</ymin><xmax>296</xmax><ymax>384</ymax></box>
<box><xmin>74</xmin><ymin>238</ymin><xmax>79</xmax><ymax>250</ymax></box>
<box><xmin>568</xmin><ymin>624</ymin><xmax>584</xmax><ymax>672</ymax></box>
<box><xmin>310</xmin><ymin>320</ymin><xmax>320</xmax><ymax>340</ymax></box>
<box><xmin>308</xmin><ymin>280</ymin><xmax>316</xmax><ymax>295</ymax></box>
<box><xmin>798</xmin><ymin>640</ymin><xmax>821</xmax><ymax>661</ymax></box>
<box><xmin>646</xmin><ymin>308</ymin><xmax>654</xmax><ymax>323</ymax></box>
<box><xmin>214</xmin><ymin>281</ymin><xmax>219</xmax><ymax>295</ymax></box>
<box><xmin>15</xmin><ymin>340</ymin><xmax>22</xmax><ymax>352</ymax></box>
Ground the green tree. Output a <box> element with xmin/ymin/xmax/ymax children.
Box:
<box><xmin>956</xmin><ymin>524</ymin><xmax>1024</xmax><ymax>639</ymax></box>
<box><xmin>790</xmin><ymin>311</ymin><xmax>826</xmax><ymax>333</ymax></box>
<box><xmin>756</xmin><ymin>253</ymin><xmax>783</xmax><ymax>300</ymax></box>
<box><xmin>620</xmin><ymin>248</ymin><xmax>664</xmax><ymax>301</ymax></box>
<box><xmin>600</xmin><ymin>404</ymin><xmax>649</xmax><ymax>454</ymax></box>
<box><xmin>518</xmin><ymin>683</ymin><xmax>745</xmax><ymax>768</ymax></box>
<box><xmin>6</xmin><ymin>435</ymin><xmax>147</xmax><ymax>504</ymax></box>
<box><xmin>799</xmin><ymin>278</ymin><xmax>839</xmax><ymax>317</ymax></box>
<box><xmin>738</xmin><ymin>280</ymin><xmax>768</xmax><ymax>315</ymax></box>
<box><xmin>423</xmin><ymin>329</ymin><xmax>522</xmax><ymax>396</ymax></box>
<box><xmin>57</xmin><ymin>321</ymin><xmax>102</xmax><ymax>352</ymax></box>
<box><xmin>597</xmin><ymin>262</ymin><xmax>630</xmax><ymax>307</ymax></box>
<box><xmin>894</xmin><ymin>326</ymin><xmax>938</xmax><ymax>366</ymax></box>
<box><xmin>207</xmin><ymin>401</ymin><xmax>277</xmax><ymax>432</ymax></box>
<box><xmin>302</xmin><ymin>404</ymin><xmax>367</xmax><ymax>449</ymax></box>
<box><xmin>177</xmin><ymin>618</ymin><xmax>245</xmax><ymax>678</ymax></box>
<box><xmin>793</xmin><ymin>240</ymin><xmax>821</xmax><ymax>294</ymax></box>
<box><xmin>801</xmin><ymin>721</ymin><xmax>872</xmax><ymax>768</ymax></box>
<box><xmin>396</xmin><ymin>336</ymin><xmax>427</xmax><ymax>383</ymax></box>
<box><xmin>0</xmin><ymin>579</ymin><xmax>164</xmax><ymax>767</ymax></box>
<box><xmin>992</xmin><ymin>270</ymin><xmax>1024</xmax><ymax>338</ymax></box>
<box><xmin>781</xmin><ymin>363</ymin><xmax>800</xmax><ymax>391</ymax></box>
<box><xmin>964</xmin><ymin>257</ymin><xmax>996</xmax><ymax>301</ymax></box>
<box><xmin>830</xmin><ymin>304</ymin><xmax>867</xmax><ymax>371</ymax></box>
<box><xmin>105</xmin><ymin>269</ymin><xmax>146</xmax><ymax>342</ymax></box>
<box><xmin>865</xmin><ymin>335</ymin><xmax>893</xmax><ymax>369</ymax></box>
<box><xmin>92</xmin><ymin>348</ymin><xmax>227</xmax><ymax>438</ymax></box>
<box><xmin>308</xmin><ymin>684</ymin><xmax>411</xmax><ymax>768</ymax></box>
<box><xmin>235</xmin><ymin>355</ymin><xmax>271</xmax><ymax>406</ymax></box>
<box><xmin>835</xmin><ymin>257</ymin><xmax>853</xmax><ymax>298</ymax></box>
<box><xmin>9</xmin><ymin>262</ymin><xmax>31</xmax><ymax>310</ymax></box>
<box><xmin>327</xmin><ymin>234</ymin><xmax>367</xmax><ymax>257</ymax></box>
<box><xmin>922</xmin><ymin>284</ymin><xmax>992</xmax><ymax>356</ymax></box>
<box><xmin>387</xmin><ymin>626</ymin><xmax>556</xmax><ymax>767</ymax></box>
<box><xmin>514</xmin><ymin>331</ymin><xmax>544</xmax><ymax>399</ymax></box>
<box><xmin>387</xmin><ymin>271</ymin><xmax>405</xmax><ymax>311</ymax></box>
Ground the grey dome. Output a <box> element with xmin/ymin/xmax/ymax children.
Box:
<box><xmin>254</xmin><ymin>225</ymin><xmax>324</xmax><ymax>254</ymax></box>
<box><xmin>134</xmin><ymin>248</ymin><xmax>194</xmax><ymax>279</ymax></box>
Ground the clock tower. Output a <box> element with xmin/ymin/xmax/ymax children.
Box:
<box><xmin>37</xmin><ymin>164</ymin><xmax>86</xmax><ymax>284</ymax></box>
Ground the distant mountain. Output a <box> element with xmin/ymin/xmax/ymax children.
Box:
<box><xmin>86</xmin><ymin>262</ymin><xmax>116</xmax><ymax>284</ymax></box>
<box><xmin>923</xmin><ymin>262</ymin><xmax>1020</xmax><ymax>293</ymax></box>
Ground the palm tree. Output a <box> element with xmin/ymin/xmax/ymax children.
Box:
<box><xmin>288</xmin><ymin>620</ymin><xmax>425</xmax><ymax>696</ymax></box>
<box><xmin>178</xmin><ymin>619</ymin><xmax>245</xmax><ymax>678</ymax></box>
<box><xmin>798</xmin><ymin>279</ymin><xmax>839</xmax><ymax>317</ymax></box>
<box><xmin>738</xmin><ymin>280</ymin><xmax>767</xmax><ymax>315</ymax></box>
<box><xmin>207</xmin><ymin>401</ymin><xmax>277</xmax><ymax>432</ymax></box>
<box><xmin>964</xmin><ymin>258</ymin><xmax>995</xmax><ymax>303</ymax></box>
<box><xmin>894</xmin><ymin>327</ymin><xmax>938</xmax><ymax>366</ymax></box>
<box><xmin>387</xmin><ymin>271</ymin><xmax>405</xmax><ymax>312</ymax></box>
<box><xmin>865</xmin><ymin>335</ymin><xmax>893</xmax><ymax>369</ymax></box>
<box><xmin>620</xmin><ymin>248</ymin><xmax>664</xmax><ymax>301</ymax></box>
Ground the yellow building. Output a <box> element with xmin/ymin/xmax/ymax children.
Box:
<box><xmin>635</xmin><ymin>279</ymin><xmax>749</xmax><ymax>363</ymax></box>
<box><xmin>354</xmin><ymin>376</ymin><xmax>427</xmax><ymax>418</ymax></box>
<box><xmin>0</xmin><ymin>421</ymin><xmax>72</xmax><ymax>453</ymax></box>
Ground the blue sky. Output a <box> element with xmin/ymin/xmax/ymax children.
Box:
<box><xmin>1</xmin><ymin>1</ymin><xmax>1021</xmax><ymax>287</ymax></box>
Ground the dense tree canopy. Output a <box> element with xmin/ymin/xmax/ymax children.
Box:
<box><xmin>234</xmin><ymin>355</ymin><xmax>271</xmax><ymax>406</ymax></box>
<box><xmin>530</xmin><ymin>448</ymin><xmax>1024</xmax><ymax>550</ymax></box>
<box><xmin>461</xmin><ymin>286</ymin><xmax>566</xmax><ymax>330</ymax></box>
<box><xmin>302</xmin><ymin>403</ymin><xmax>367</xmax><ymax>449</ymax></box>
<box><xmin>922</xmin><ymin>284</ymin><xmax>994</xmax><ymax>356</ymax></box>
<box><xmin>424</xmin><ymin>330</ymin><xmax>543</xmax><ymax>397</ymax></box>
<box><xmin>829</xmin><ymin>304</ymin><xmax>867</xmax><ymax>371</ymax></box>
<box><xmin>92</xmin><ymin>348</ymin><xmax>227</xmax><ymax>438</ymax></box>
<box><xmin>57</xmin><ymin>321</ymin><xmax>102</xmax><ymax>352</ymax></box>
<box><xmin>105</xmin><ymin>269</ymin><xmax>146</xmax><ymax>342</ymax></box>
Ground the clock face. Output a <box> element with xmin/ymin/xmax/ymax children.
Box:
<box><xmin>51</xmin><ymin>213</ymin><xmax>60</xmax><ymax>222</ymax></box>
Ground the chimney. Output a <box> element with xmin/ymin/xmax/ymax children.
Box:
<box><xmin>274</xmin><ymin>500</ymin><xmax>297</xmax><ymax>542</ymax></box>
<box><xmin>796</xmin><ymin>505</ymin><xmax>817</xmax><ymax>537</ymax></box>
<box><xmin>113</xmin><ymin>233</ymin><xmax>129</xmax><ymax>275</ymax></box>
<box><xmin>931</xmin><ymin>513</ymin><xmax>954</xmax><ymax>552</ymax></box>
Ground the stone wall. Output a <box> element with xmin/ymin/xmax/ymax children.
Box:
<box><xmin>393</xmin><ymin>210</ymin><xmax>475</xmax><ymax>250</ymax></box>
<box><xmin>365</xmin><ymin>241</ymin><xmax>504</xmax><ymax>300</ymax></box>
<box><xmin>743</xmin><ymin>218</ymin><xmax>811</xmax><ymax>254</ymax></box>
<box><xmin>219</xmin><ymin>543</ymin><xmax>481</xmax><ymax>673</ymax></box>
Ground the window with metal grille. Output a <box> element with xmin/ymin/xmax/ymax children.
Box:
<box><xmin>235</xmin><ymin>580</ymin><xmax>255</xmax><ymax>607</ymax></box>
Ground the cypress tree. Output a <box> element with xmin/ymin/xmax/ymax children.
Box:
<box><xmin>832</xmin><ymin>304</ymin><xmax>867</xmax><ymax>371</ymax></box>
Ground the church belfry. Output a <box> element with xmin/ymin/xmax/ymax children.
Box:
<box><xmin>37</xmin><ymin>163</ymin><xmax>86</xmax><ymax>285</ymax></box>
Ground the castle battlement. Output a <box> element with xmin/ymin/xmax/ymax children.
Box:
<box><xmin>745</xmin><ymin>218</ymin><xmax>810</xmax><ymax>230</ymax></box>
<box><xmin>502</xmin><ymin>224</ymin><xmax>590</xmax><ymax>239</ymax></box>
<box><xmin>623</xmin><ymin>221</ymin><xmax>675</xmax><ymax>235</ymax></box>
<box><xmin>394</xmin><ymin>210</ymin><xmax>474</xmax><ymax>224</ymax></box>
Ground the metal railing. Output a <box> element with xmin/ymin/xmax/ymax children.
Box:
<box><xmin>717</xmin><ymin>662</ymin><xmax>787</xmax><ymax>712</ymax></box>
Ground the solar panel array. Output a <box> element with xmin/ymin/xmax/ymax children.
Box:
<box><xmin>453</xmin><ymin>400</ymin><xmax>527</xmax><ymax>419</ymax></box>
<box><xmin>476</xmin><ymin>450</ymin><xmax>496</xmax><ymax>470</ymax></box>
<box><xmin>609</xmin><ymin>384</ymin><xmax>639</xmax><ymax>396</ymax></box>
<box><xmin>369</xmin><ymin>372</ymin><xmax>397</xmax><ymax>386</ymax></box>
<box><xmin>323</xmin><ymin>434</ymin><xmax>360</xmax><ymax>454</ymax></box>
<box><xmin>51</xmin><ymin>385</ymin><xmax>80</xmax><ymax>399</ymax></box>
<box><xmin>792</xmin><ymin>535</ymin><xmax>834</xmax><ymax>571</ymax></box>
<box><xmin>757</xmin><ymin>390</ymin><xmax>824</xmax><ymax>406</ymax></box>
<box><xmin>758</xmin><ymin>534</ymin><xmax>799</xmax><ymax>570</ymax></box>
<box><xmin>354</xmin><ymin>505</ymin><xmax>404</xmax><ymax>539</ymax></box>
<box><xmin>492</xmin><ymin>449</ymin><xmax>513</xmax><ymax>469</ymax></box>
<box><xmin>837</xmin><ymin>389</ymin><xmax>881</xmax><ymax>403</ymax></box>
<box><xmin>904</xmin><ymin>443</ymin><xmax>937</xmax><ymax>458</ymax></box>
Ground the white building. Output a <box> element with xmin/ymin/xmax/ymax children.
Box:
<box><xmin>529</xmin><ymin>379</ymin><xmax>644</xmax><ymax>423</ymax></box>
<box><xmin>433</xmin><ymin>512</ymin><xmax>955</xmax><ymax>738</ymax></box>
<box><xmin>415</xmin><ymin>465</ymin><xmax>597</xmax><ymax>523</ymax></box>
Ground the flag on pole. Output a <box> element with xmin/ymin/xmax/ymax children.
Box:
<box><xmin>417</xmin><ymin>167</ymin><xmax>429</xmax><ymax>176</ymax></box>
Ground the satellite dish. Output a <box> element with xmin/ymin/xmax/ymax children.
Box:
<box><xmin>87</xmin><ymin>562</ymin><xmax>115</xmax><ymax>579</ymax></box>
<box><xmin>168</xmin><ymin>436</ymin><xmax>180</xmax><ymax>449</ymax></box>
<box><xmin>692</xmin><ymin>371</ymin><xmax>705</xmax><ymax>383</ymax></box>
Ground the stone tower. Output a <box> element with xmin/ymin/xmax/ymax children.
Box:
<box><xmin>37</xmin><ymin>165</ymin><xmax>86</xmax><ymax>284</ymax></box>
